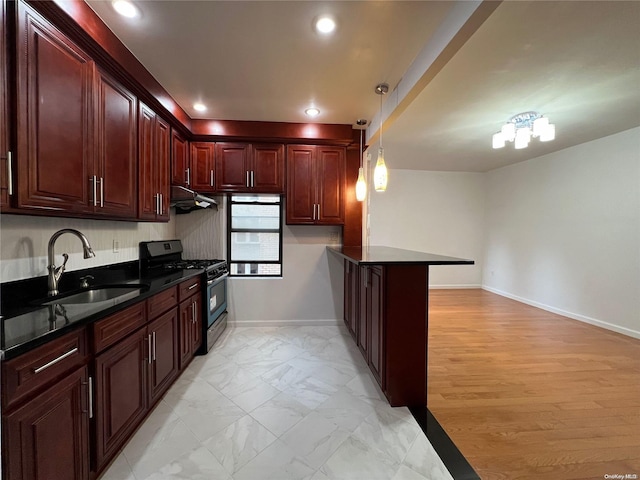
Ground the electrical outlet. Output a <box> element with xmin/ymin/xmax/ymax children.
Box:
<box><xmin>113</xmin><ymin>239</ymin><xmax>119</xmax><ymax>253</ymax></box>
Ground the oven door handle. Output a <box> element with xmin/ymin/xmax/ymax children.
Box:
<box><xmin>207</xmin><ymin>273</ymin><xmax>228</xmax><ymax>285</ymax></box>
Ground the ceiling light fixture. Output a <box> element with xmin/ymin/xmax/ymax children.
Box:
<box><xmin>374</xmin><ymin>83</ymin><xmax>389</xmax><ymax>192</ymax></box>
<box><xmin>305</xmin><ymin>107</ymin><xmax>320</xmax><ymax>118</ymax></box>
<box><xmin>492</xmin><ymin>111</ymin><xmax>555</xmax><ymax>149</ymax></box>
<box><xmin>112</xmin><ymin>0</ymin><xmax>139</xmax><ymax>18</ymax></box>
<box><xmin>193</xmin><ymin>103</ymin><xmax>207</xmax><ymax>113</ymax></box>
<box><xmin>315</xmin><ymin>16</ymin><xmax>336</xmax><ymax>35</ymax></box>
<box><xmin>355</xmin><ymin>119</ymin><xmax>367</xmax><ymax>202</ymax></box>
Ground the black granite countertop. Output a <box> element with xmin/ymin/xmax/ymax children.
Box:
<box><xmin>328</xmin><ymin>246</ymin><xmax>474</xmax><ymax>265</ymax></box>
<box><xmin>1</xmin><ymin>261</ymin><xmax>203</xmax><ymax>359</ymax></box>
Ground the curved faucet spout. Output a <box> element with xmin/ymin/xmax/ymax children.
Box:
<box><xmin>47</xmin><ymin>229</ymin><xmax>96</xmax><ymax>296</ymax></box>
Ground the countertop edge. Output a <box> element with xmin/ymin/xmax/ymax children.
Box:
<box><xmin>327</xmin><ymin>246</ymin><xmax>475</xmax><ymax>266</ymax></box>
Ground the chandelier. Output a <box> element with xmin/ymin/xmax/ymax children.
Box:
<box><xmin>492</xmin><ymin>111</ymin><xmax>555</xmax><ymax>149</ymax></box>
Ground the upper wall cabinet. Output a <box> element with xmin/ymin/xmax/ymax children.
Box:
<box><xmin>286</xmin><ymin>145</ymin><xmax>345</xmax><ymax>225</ymax></box>
<box><xmin>0</xmin><ymin>0</ymin><xmax>10</xmax><ymax>209</ymax></box>
<box><xmin>138</xmin><ymin>102</ymin><xmax>170</xmax><ymax>221</ymax></box>
<box><xmin>215</xmin><ymin>143</ymin><xmax>284</xmax><ymax>194</ymax></box>
<box><xmin>15</xmin><ymin>1</ymin><xmax>95</xmax><ymax>213</ymax></box>
<box><xmin>171</xmin><ymin>129</ymin><xmax>189</xmax><ymax>188</ymax></box>
<box><xmin>190</xmin><ymin>142</ymin><xmax>215</xmax><ymax>193</ymax></box>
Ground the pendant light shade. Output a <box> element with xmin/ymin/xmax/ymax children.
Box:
<box><xmin>355</xmin><ymin>167</ymin><xmax>367</xmax><ymax>201</ymax></box>
<box><xmin>374</xmin><ymin>147</ymin><xmax>387</xmax><ymax>192</ymax></box>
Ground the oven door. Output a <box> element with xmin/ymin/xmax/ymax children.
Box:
<box><xmin>207</xmin><ymin>273</ymin><xmax>228</xmax><ymax>328</ymax></box>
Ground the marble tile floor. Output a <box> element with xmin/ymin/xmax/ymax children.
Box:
<box><xmin>102</xmin><ymin>325</ymin><xmax>453</xmax><ymax>480</ymax></box>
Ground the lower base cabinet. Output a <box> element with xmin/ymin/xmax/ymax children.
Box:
<box><xmin>3</xmin><ymin>366</ymin><xmax>90</xmax><ymax>480</ymax></box>
<box><xmin>359</xmin><ymin>265</ymin><xmax>385</xmax><ymax>388</ymax></box>
<box><xmin>179</xmin><ymin>291</ymin><xmax>202</xmax><ymax>370</ymax></box>
<box><xmin>148</xmin><ymin>308</ymin><xmax>180</xmax><ymax>405</ymax></box>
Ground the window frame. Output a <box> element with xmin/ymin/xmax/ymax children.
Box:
<box><xmin>227</xmin><ymin>194</ymin><xmax>284</xmax><ymax>277</ymax></box>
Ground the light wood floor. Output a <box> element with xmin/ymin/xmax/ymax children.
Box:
<box><xmin>427</xmin><ymin>289</ymin><xmax>640</xmax><ymax>480</ymax></box>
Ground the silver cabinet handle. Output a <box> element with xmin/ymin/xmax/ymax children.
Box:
<box><xmin>313</xmin><ymin>204</ymin><xmax>316</xmax><ymax>220</ymax></box>
<box><xmin>186</xmin><ymin>168</ymin><xmax>190</xmax><ymax>186</ymax></box>
<box><xmin>155</xmin><ymin>194</ymin><xmax>159</xmax><ymax>215</ymax></box>
<box><xmin>100</xmin><ymin>177</ymin><xmax>104</xmax><ymax>207</ymax></box>
<box><xmin>251</xmin><ymin>171</ymin><xmax>254</xmax><ymax>188</ymax></box>
<box><xmin>246</xmin><ymin>171</ymin><xmax>249</xmax><ymax>188</ymax></box>
<box><xmin>210</xmin><ymin>170</ymin><xmax>214</xmax><ymax>187</ymax></box>
<box><xmin>152</xmin><ymin>331</ymin><xmax>157</xmax><ymax>361</ymax></box>
<box><xmin>317</xmin><ymin>203</ymin><xmax>320</xmax><ymax>220</ymax></box>
<box><xmin>33</xmin><ymin>347</ymin><xmax>78</xmax><ymax>374</ymax></box>
<box><xmin>88</xmin><ymin>376</ymin><xmax>94</xmax><ymax>419</ymax></box>
<box><xmin>7</xmin><ymin>151</ymin><xmax>12</xmax><ymax>196</ymax></box>
<box><xmin>91</xmin><ymin>176</ymin><xmax>97</xmax><ymax>207</ymax></box>
<box><xmin>160</xmin><ymin>193</ymin><xmax>163</xmax><ymax>215</ymax></box>
<box><xmin>147</xmin><ymin>334</ymin><xmax>152</xmax><ymax>364</ymax></box>
<box><xmin>188</xmin><ymin>283</ymin><xmax>198</xmax><ymax>290</ymax></box>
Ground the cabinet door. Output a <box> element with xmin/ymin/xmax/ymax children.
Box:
<box><xmin>148</xmin><ymin>308</ymin><xmax>179</xmax><ymax>405</ymax></box>
<box><xmin>94</xmin><ymin>328</ymin><xmax>148</xmax><ymax>470</ymax></box>
<box><xmin>343</xmin><ymin>260</ymin><xmax>358</xmax><ymax>340</ymax></box>
<box><xmin>16</xmin><ymin>2</ymin><xmax>94</xmax><ymax>212</ymax></box>
<box><xmin>316</xmin><ymin>146</ymin><xmax>345</xmax><ymax>225</ymax></box>
<box><xmin>368</xmin><ymin>266</ymin><xmax>385</xmax><ymax>388</ymax></box>
<box><xmin>358</xmin><ymin>266</ymin><xmax>369</xmax><ymax>358</ymax></box>
<box><xmin>137</xmin><ymin>102</ymin><xmax>157</xmax><ymax>220</ymax></box>
<box><xmin>190</xmin><ymin>291</ymin><xmax>202</xmax><ymax>355</ymax></box>
<box><xmin>252</xmin><ymin>144</ymin><xmax>284</xmax><ymax>193</ymax></box>
<box><xmin>215</xmin><ymin>142</ymin><xmax>250</xmax><ymax>192</ymax></box>
<box><xmin>95</xmin><ymin>68</ymin><xmax>137</xmax><ymax>218</ymax></box>
<box><xmin>0</xmin><ymin>0</ymin><xmax>9</xmax><ymax>208</ymax></box>
<box><xmin>171</xmin><ymin>129</ymin><xmax>189</xmax><ymax>187</ymax></box>
<box><xmin>178</xmin><ymin>298</ymin><xmax>193</xmax><ymax>369</ymax></box>
<box><xmin>286</xmin><ymin>145</ymin><xmax>315</xmax><ymax>224</ymax></box>
<box><xmin>190</xmin><ymin>142</ymin><xmax>215</xmax><ymax>192</ymax></box>
<box><xmin>156</xmin><ymin>116</ymin><xmax>170</xmax><ymax>221</ymax></box>
<box><xmin>3</xmin><ymin>366</ymin><xmax>89</xmax><ymax>480</ymax></box>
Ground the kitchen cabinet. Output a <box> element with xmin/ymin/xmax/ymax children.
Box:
<box><xmin>178</xmin><ymin>277</ymin><xmax>202</xmax><ymax>370</ymax></box>
<box><xmin>148</xmin><ymin>308</ymin><xmax>180</xmax><ymax>404</ymax></box>
<box><xmin>0</xmin><ymin>0</ymin><xmax>10</xmax><ymax>208</ymax></box>
<box><xmin>15</xmin><ymin>1</ymin><xmax>94</xmax><ymax>213</ymax></box>
<box><xmin>93</xmin><ymin>67</ymin><xmax>137</xmax><ymax>217</ymax></box>
<box><xmin>1</xmin><ymin>327</ymin><xmax>90</xmax><ymax>480</ymax></box>
<box><xmin>190</xmin><ymin>142</ymin><xmax>216</xmax><ymax>193</ymax></box>
<box><xmin>286</xmin><ymin>145</ymin><xmax>345</xmax><ymax>224</ymax></box>
<box><xmin>215</xmin><ymin>142</ymin><xmax>284</xmax><ymax>193</ymax></box>
<box><xmin>343</xmin><ymin>260</ymin><xmax>358</xmax><ymax>340</ymax></box>
<box><xmin>138</xmin><ymin>101</ymin><xmax>170</xmax><ymax>221</ymax></box>
<box><xmin>367</xmin><ymin>265</ymin><xmax>385</xmax><ymax>387</ymax></box>
<box><xmin>171</xmin><ymin>129</ymin><xmax>190</xmax><ymax>187</ymax></box>
<box><xmin>3</xmin><ymin>366</ymin><xmax>90</xmax><ymax>480</ymax></box>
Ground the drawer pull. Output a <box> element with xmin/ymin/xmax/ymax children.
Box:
<box><xmin>188</xmin><ymin>283</ymin><xmax>198</xmax><ymax>290</ymax></box>
<box><xmin>33</xmin><ymin>347</ymin><xmax>78</xmax><ymax>374</ymax></box>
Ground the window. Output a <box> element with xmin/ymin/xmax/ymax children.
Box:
<box><xmin>227</xmin><ymin>194</ymin><xmax>283</xmax><ymax>277</ymax></box>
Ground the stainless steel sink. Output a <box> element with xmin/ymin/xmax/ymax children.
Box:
<box><xmin>42</xmin><ymin>285</ymin><xmax>145</xmax><ymax>305</ymax></box>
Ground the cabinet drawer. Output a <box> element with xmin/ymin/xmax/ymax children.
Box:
<box><xmin>2</xmin><ymin>328</ymin><xmax>88</xmax><ymax>410</ymax></box>
<box><xmin>147</xmin><ymin>286</ymin><xmax>178</xmax><ymax>319</ymax></box>
<box><xmin>178</xmin><ymin>278</ymin><xmax>201</xmax><ymax>302</ymax></box>
<box><xmin>93</xmin><ymin>302</ymin><xmax>147</xmax><ymax>353</ymax></box>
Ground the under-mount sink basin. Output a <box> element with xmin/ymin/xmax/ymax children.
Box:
<box><xmin>42</xmin><ymin>285</ymin><xmax>145</xmax><ymax>305</ymax></box>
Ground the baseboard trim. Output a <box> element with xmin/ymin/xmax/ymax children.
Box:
<box><xmin>429</xmin><ymin>284</ymin><xmax>481</xmax><ymax>289</ymax></box>
<box><xmin>228</xmin><ymin>319</ymin><xmax>341</xmax><ymax>327</ymax></box>
<box><xmin>482</xmin><ymin>286</ymin><xmax>640</xmax><ymax>340</ymax></box>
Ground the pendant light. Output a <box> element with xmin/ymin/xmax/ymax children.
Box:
<box><xmin>355</xmin><ymin>119</ymin><xmax>367</xmax><ymax>202</ymax></box>
<box><xmin>374</xmin><ymin>83</ymin><xmax>389</xmax><ymax>192</ymax></box>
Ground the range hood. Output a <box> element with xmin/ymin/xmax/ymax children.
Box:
<box><xmin>170</xmin><ymin>185</ymin><xmax>218</xmax><ymax>213</ymax></box>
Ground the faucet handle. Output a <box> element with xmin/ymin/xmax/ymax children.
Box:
<box><xmin>56</xmin><ymin>253</ymin><xmax>69</xmax><ymax>274</ymax></box>
<box><xmin>80</xmin><ymin>275</ymin><xmax>94</xmax><ymax>288</ymax></box>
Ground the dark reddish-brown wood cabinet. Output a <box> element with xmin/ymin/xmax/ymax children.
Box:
<box><xmin>15</xmin><ymin>1</ymin><xmax>94</xmax><ymax>213</ymax></box>
<box><xmin>147</xmin><ymin>307</ymin><xmax>180</xmax><ymax>404</ymax></box>
<box><xmin>1</xmin><ymin>328</ymin><xmax>91</xmax><ymax>480</ymax></box>
<box><xmin>93</xmin><ymin>68</ymin><xmax>137</xmax><ymax>218</ymax></box>
<box><xmin>190</xmin><ymin>142</ymin><xmax>216</xmax><ymax>193</ymax></box>
<box><xmin>171</xmin><ymin>129</ymin><xmax>189</xmax><ymax>187</ymax></box>
<box><xmin>343</xmin><ymin>260</ymin><xmax>359</xmax><ymax>340</ymax></box>
<box><xmin>178</xmin><ymin>277</ymin><xmax>202</xmax><ymax>369</ymax></box>
<box><xmin>366</xmin><ymin>266</ymin><xmax>385</xmax><ymax>386</ymax></box>
<box><xmin>138</xmin><ymin>101</ymin><xmax>170</xmax><ymax>221</ymax></box>
<box><xmin>0</xmin><ymin>0</ymin><xmax>10</xmax><ymax>209</ymax></box>
<box><xmin>215</xmin><ymin>142</ymin><xmax>284</xmax><ymax>193</ymax></box>
<box><xmin>286</xmin><ymin>145</ymin><xmax>345</xmax><ymax>224</ymax></box>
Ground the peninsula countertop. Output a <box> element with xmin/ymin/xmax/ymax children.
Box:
<box><xmin>328</xmin><ymin>245</ymin><xmax>474</xmax><ymax>266</ymax></box>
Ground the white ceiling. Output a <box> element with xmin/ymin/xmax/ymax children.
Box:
<box><xmin>87</xmin><ymin>1</ymin><xmax>640</xmax><ymax>172</ymax></box>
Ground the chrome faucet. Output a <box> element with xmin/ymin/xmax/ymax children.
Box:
<box><xmin>47</xmin><ymin>229</ymin><xmax>96</xmax><ymax>296</ymax></box>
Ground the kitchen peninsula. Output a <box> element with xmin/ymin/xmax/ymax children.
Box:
<box><xmin>328</xmin><ymin>246</ymin><xmax>473</xmax><ymax>407</ymax></box>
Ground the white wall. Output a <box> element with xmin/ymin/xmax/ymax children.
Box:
<box><xmin>483</xmin><ymin>128</ymin><xmax>640</xmax><ymax>338</ymax></box>
<box><xmin>0</xmin><ymin>214</ymin><xmax>176</xmax><ymax>282</ymax></box>
<box><xmin>175</xmin><ymin>200</ymin><xmax>343</xmax><ymax>325</ymax></box>
<box><xmin>369</xmin><ymin>169</ymin><xmax>485</xmax><ymax>287</ymax></box>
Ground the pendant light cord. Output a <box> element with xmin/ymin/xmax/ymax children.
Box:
<box><xmin>379</xmin><ymin>92</ymin><xmax>383</xmax><ymax>148</ymax></box>
<box><xmin>359</xmin><ymin>128</ymin><xmax>363</xmax><ymax>167</ymax></box>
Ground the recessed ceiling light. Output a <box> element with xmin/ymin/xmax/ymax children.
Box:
<box><xmin>112</xmin><ymin>0</ymin><xmax>139</xmax><ymax>18</ymax></box>
<box><xmin>193</xmin><ymin>103</ymin><xmax>207</xmax><ymax>113</ymax></box>
<box><xmin>305</xmin><ymin>107</ymin><xmax>320</xmax><ymax>118</ymax></box>
<box><xmin>315</xmin><ymin>16</ymin><xmax>336</xmax><ymax>35</ymax></box>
